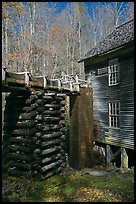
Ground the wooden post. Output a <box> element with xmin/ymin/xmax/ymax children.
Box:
<box><xmin>121</xmin><ymin>148</ymin><xmax>128</xmax><ymax>168</ymax></box>
<box><xmin>106</xmin><ymin>145</ymin><xmax>111</xmax><ymax>166</ymax></box>
<box><xmin>25</xmin><ymin>72</ymin><xmax>29</xmax><ymax>86</ymax></box>
<box><xmin>75</xmin><ymin>75</ymin><xmax>80</xmax><ymax>92</ymax></box>
<box><xmin>70</xmin><ymin>82</ymin><xmax>73</xmax><ymax>91</ymax></box>
<box><xmin>58</xmin><ymin>79</ymin><xmax>61</xmax><ymax>89</ymax></box>
<box><xmin>43</xmin><ymin>77</ymin><xmax>47</xmax><ymax>88</ymax></box>
<box><xmin>2</xmin><ymin>68</ymin><xmax>7</xmax><ymax>81</ymax></box>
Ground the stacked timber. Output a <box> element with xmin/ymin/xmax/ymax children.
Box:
<box><xmin>2</xmin><ymin>90</ymin><xmax>67</xmax><ymax>179</ymax></box>
<box><xmin>2</xmin><ymin>92</ymin><xmax>33</xmax><ymax>178</ymax></box>
<box><xmin>31</xmin><ymin>90</ymin><xmax>45</xmax><ymax>177</ymax></box>
<box><xmin>40</xmin><ymin>92</ymin><xmax>67</xmax><ymax>179</ymax></box>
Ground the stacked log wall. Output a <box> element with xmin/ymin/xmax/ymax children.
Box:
<box><xmin>40</xmin><ymin>92</ymin><xmax>67</xmax><ymax>179</ymax></box>
<box><xmin>2</xmin><ymin>92</ymin><xmax>33</xmax><ymax>178</ymax></box>
<box><xmin>2</xmin><ymin>90</ymin><xmax>67</xmax><ymax>179</ymax></box>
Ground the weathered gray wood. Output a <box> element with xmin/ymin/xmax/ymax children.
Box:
<box><xmin>8</xmin><ymin>153</ymin><xmax>31</xmax><ymax>162</ymax></box>
<box><xmin>25</xmin><ymin>98</ymin><xmax>35</xmax><ymax>105</ymax></box>
<box><xmin>60</xmin><ymin>100</ymin><xmax>65</xmax><ymax>105</ymax></box>
<box><xmin>18</xmin><ymin>111</ymin><xmax>37</xmax><ymax>120</ymax></box>
<box><xmin>30</xmin><ymin>103</ymin><xmax>39</xmax><ymax>110</ymax></box>
<box><xmin>42</xmin><ymin>95</ymin><xmax>53</xmax><ymax>100</ymax></box>
<box><xmin>60</xmin><ymin>149</ymin><xmax>65</xmax><ymax>154</ymax></box>
<box><xmin>106</xmin><ymin>145</ymin><xmax>111</xmax><ymax>165</ymax></box>
<box><xmin>41</xmin><ymin>139</ymin><xmax>60</xmax><ymax>148</ymax></box>
<box><xmin>60</xmin><ymin>163</ymin><xmax>66</xmax><ymax>168</ymax></box>
<box><xmin>32</xmin><ymin>155</ymin><xmax>41</xmax><ymax>161</ymax></box>
<box><xmin>22</xmin><ymin>104</ymin><xmax>38</xmax><ymax>112</ymax></box>
<box><xmin>110</xmin><ymin>148</ymin><xmax>121</xmax><ymax>162</ymax></box>
<box><xmin>35</xmin><ymin>132</ymin><xmax>42</xmax><ymax>137</ymax></box>
<box><xmin>41</xmin><ymin>153</ymin><xmax>61</xmax><ymax>164</ymax></box>
<box><xmin>60</xmin><ymin>142</ymin><xmax>66</xmax><ymax>148</ymax></box>
<box><xmin>44</xmin><ymin>110</ymin><xmax>61</xmax><ymax>116</ymax></box>
<box><xmin>51</xmin><ymin>100</ymin><xmax>60</xmax><ymax>104</ymax></box>
<box><xmin>60</xmin><ymin>135</ymin><xmax>66</xmax><ymax>140</ymax></box>
<box><xmin>43</xmin><ymin>116</ymin><xmax>61</xmax><ymax>123</ymax></box>
<box><xmin>42</xmin><ymin>146</ymin><xmax>61</xmax><ymax>156</ymax></box>
<box><xmin>8</xmin><ymin>145</ymin><xmax>31</xmax><ymax>154</ymax></box>
<box><xmin>42</xmin><ymin>132</ymin><xmax>62</xmax><ymax>140</ymax></box>
<box><xmin>35</xmin><ymin>115</ymin><xmax>43</xmax><ymax>121</ymax></box>
<box><xmin>36</xmin><ymin>124</ymin><xmax>43</xmax><ymax>130</ymax></box>
<box><xmin>41</xmin><ymin>167</ymin><xmax>63</xmax><ymax>180</ymax></box>
<box><xmin>8</xmin><ymin>137</ymin><xmax>31</xmax><ymax>146</ymax></box>
<box><xmin>45</xmin><ymin>92</ymin><xmax>56</xmax><ymax>96</ymax></box>
<box><xmin>36</xmin><ymin>107</ymin><xmax>45</xmax><ymax>113</ymax></box>
<box><xmin>31</xmin><ymin>163</ymin><xmax>40</xmax><ymax>169</ymax></box>
<box><xmin>30</xmin><ymin>94</ymin><xmax>38</xmax><ymax>101</ymax></box>
<box><xmin>121</xmin><ymin>148</ymin><xmax>128</xmax><ymax>168</ymax></box>
<box><xmin>44</xmin><ymin>104</ymin><xmax>61</xmax><ymax>109</ymax></box>
<box><xmin>59</xmin><ymin>120</ymin><xmax>65</xmax><ymax>125</ymax></box>
<box><xmin>11</xmin><ymin>128</ymin><xmax>35</xmax><ymax>136</ymax></box>
<box><xmin>35</xmin><ymin>99</ymin><xmax>44</xmax><ymax>106</ymax></box>
<box><xmin>15</xmin><ymin>120</ymin><xmax>36</xmax><ymax>128</ymax></box>
<box><xmin>33</xmin><ymin>149</ymin><xmax>41</xmax><ymax>154</ymax></box>
<box><xmin>60</xmin><ymin>107</ymin><xmax>65</xmax><ymax>112</ymax></box>
<box><xmin>43</xmin><ymin>124</ymin><xmax>61</xmax><ymax>132</ymax></box>
<box><xmin>55</xmin><ymin>96</ymin><xmax>64</xmax><ymax>101</ymax></box>
<box><xmin>60</xmin><ymin>127</ymin><xmax>66</xmax><ymax>133</ymax></box>
<box><xmin>41</xmin><ymin>160</ymin><xmax>62</xmax><ymax>172</ymax></box>
<box><xmin>32</xmin><ymin>137</ymin><xmax>38</xmax><ymax>142</ymax></box>
<box><xmin>61</xmin><ymin>155</ymin><xmax>66</xmax><ymax>160</ymax></box>
<box><xmin>35</xmin><ymin>140</ymin><xmax>42</xmax><ymax>145</ymax></box>
<box><xmin>86</xmin><ymin>56</ymin><xmax>134</xmax><ymax>150</ymax></box>
<box><xmin>35</xmin><ymin>91</ymin><xmax>44</xmax><ymax>98</ymax></box>
<box><xmin>61</xmin><ymin>113</ymin><xmax>65</xmax><ymax>118</ymax></box>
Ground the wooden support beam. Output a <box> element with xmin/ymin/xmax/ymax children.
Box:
<box><xmin>121</xmin><ymin>148</ymin><xmax>128</xmax><ymax>168</ymax></box>
<box><xmin>58</xmin><ymin>79</ymin><xmax>61</xmax><ymax>89</ymax></box>
<box><xmin>106</xmin><ymin>145</ymin><xmax>111</xmax><ymax>165</ymax></box>
<box><xmin>110</xmin><ymin>148</ymin><xmax>121</xmax><ymax>162</ymax></box>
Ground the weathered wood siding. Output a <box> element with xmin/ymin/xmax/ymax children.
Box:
<box><xmin>85</xmin><ymin>52</ymin><xmax>134</xmax><ymax>150</ymax></box>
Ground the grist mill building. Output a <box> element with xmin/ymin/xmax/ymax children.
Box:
<box><xmin>79</xmin><ymin>19</ymin><xmax>134</xmax><ymax>168</ymax></box>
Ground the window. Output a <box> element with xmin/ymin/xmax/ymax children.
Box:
<box><xmin>109</xmin><ymin>101</ymin><xmax>120</xmax><ymax>128</ymax></box>
<box><xmin>108</xmin><ymin>58</ymin><xmax>119</xmax><ymax>86</ymax></box>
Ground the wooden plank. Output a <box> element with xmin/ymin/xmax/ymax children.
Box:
<box><xmin>3</xmin><ymin>70</ymin><xmax>85</xmax><ymax>93</ymax></box>
<box><xmin>106</xmin><ymin>145</ymin><xmax>111</xmax><ymax>165</ymax></box>
<box><xmin>121</xmin><ymin>148</ymin><xmax>128</xmax><ymax>168</ymax></box>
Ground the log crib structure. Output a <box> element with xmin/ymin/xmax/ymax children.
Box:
<box><xmin>2</xmin><ymin>68</ymin><xmax>90</xmax><ymax>179</ymax></box>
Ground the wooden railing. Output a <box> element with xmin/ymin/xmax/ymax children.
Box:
<box><xmin>2</xmin><ymin>68</ymin><xmax>89</xmax><ymax>93</ymax></box>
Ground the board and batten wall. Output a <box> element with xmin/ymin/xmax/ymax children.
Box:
<box><xmin>85</xmin><ymin>51</ymin><xmax>134</xmax><ymax>150</ymax></box>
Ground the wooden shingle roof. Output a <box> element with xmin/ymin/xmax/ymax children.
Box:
<box><xmin>79</xmin><ymin>19</ymin><xmax>134</xmax><ymax>62</ymax></box>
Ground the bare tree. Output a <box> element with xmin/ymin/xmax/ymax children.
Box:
<box><xmin>2</xmin><ymin>2</ymin><xmax>134</xmax><ymax>78</ymax></box>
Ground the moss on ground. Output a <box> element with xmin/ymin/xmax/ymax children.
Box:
<box><xmin>2</xmin><ymin>167</ymin><xmax>134</xmax><ymax>202</ymax></box>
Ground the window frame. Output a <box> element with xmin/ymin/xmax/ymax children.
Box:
<box><xmin>108</xmin><ymin>58</ymin><xmax>119</xmax><ymax>86</ymax></box>
<box><xmin>109</xmin><ymin>101</ymin><xmax>120</xmax><ymax>129</ymax></box>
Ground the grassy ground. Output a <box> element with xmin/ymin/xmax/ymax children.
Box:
<box><xmin>2</xmin><ymin>167</ymin><xmax>134</xmax><ymax>202</ymax></box>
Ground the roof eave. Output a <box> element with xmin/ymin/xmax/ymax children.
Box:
<box><xmin>78</xmin><ymin>40</ymin><xmax>134</xmax><ymax>63</ymax></box>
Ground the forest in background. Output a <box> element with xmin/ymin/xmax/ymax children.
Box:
<box><xmin>2</xmin><ymin>2</ymin><xmax>134</xmax><ymax>79</ymax></box>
